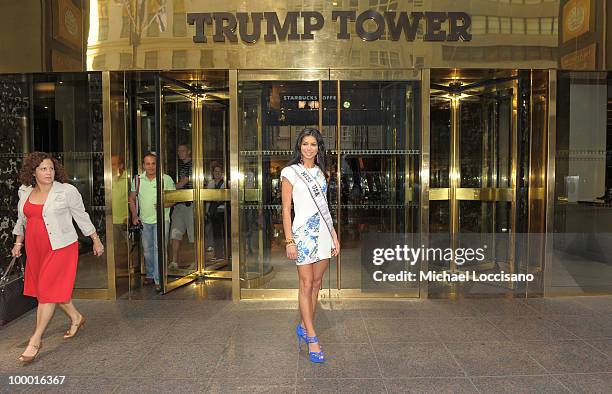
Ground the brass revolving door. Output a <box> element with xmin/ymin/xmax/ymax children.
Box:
<box><xmin>429</xmin><ymin>70</ymin><xmax>520</xmax><ymax>297</ymax></box>
<box><xmin>126</xmin><ymin>71</ymin><xmax>231</xmax><ymax>297</ymax></box>
<box><xmin>158</xmin><ymin>73</ymin><xmax>232</xmax><ymax>294</ymax></box>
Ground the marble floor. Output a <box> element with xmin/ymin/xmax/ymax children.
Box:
<box><xmin>1</xmin><ymin>296</ymin><xmax>612</xmax><ymax>393</ymax></box>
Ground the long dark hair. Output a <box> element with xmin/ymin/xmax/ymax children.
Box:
<box><xmin>287</xmin><ymin>128</ymin><xmax>327</xmax><ymax>174</ymax></box>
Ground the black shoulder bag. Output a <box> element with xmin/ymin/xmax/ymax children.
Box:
<box><xmin>0</xmin><ymin>256</ymin><xmax>37</xmax><ymax>326</ymax></box>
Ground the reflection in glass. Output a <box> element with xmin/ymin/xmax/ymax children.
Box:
<box><xmin>552</xmin><ymin>72</ymin><xmax>612</xmax><ymax>293</ymax></box>
<box><xmin>111</xmin><ymin>152</ymin><xmax>129</xmax><ymax>290</ymax></box>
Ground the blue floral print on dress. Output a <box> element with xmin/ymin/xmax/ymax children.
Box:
<box><xmin>294</xmin><ymin>212</ymin><xmax>321</xmax><ymax>264</ymax></box>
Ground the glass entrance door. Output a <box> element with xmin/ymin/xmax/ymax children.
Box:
<box><xmin>238</xmin><ymin>71</ymin><xmax>327</xmax><ymax>295</ymax></box>
<box><xmin>429</xmin><ymin>71</ymin><xmax>519</xmax><ymax>296</ymax></box>
<box><xmin>333</xmin><ymin>76</ymin><xmax>420</xmax><ymax>295</ymax></box>
<box><xmin>237</xmin><ymin>70</ymin><xmax>421</xmax><ymax>298</ymax></box>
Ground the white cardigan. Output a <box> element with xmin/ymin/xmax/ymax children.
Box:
<box><xmin>13</xmin><ymin>181</ymin><xmax>97</xmax><ymax>250</ymax></box>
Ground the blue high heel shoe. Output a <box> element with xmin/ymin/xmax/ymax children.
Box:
<box><xmin>305</xmin><ymin>335</ymin><xmax>325</xmax><ymax>363</ymax></box>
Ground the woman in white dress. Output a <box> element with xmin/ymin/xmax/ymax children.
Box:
<box><xmin>281</xmin><ymin>128</ymin><xmax>340</xmax><ymax>364</ymax></box>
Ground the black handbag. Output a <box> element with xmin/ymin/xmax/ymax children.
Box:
<box><xmin>0</xmin><ymin>256</ymin><xmax>37</xmax><ymax>326</ymax></box>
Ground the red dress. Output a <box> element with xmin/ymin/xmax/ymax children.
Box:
<box><xmin>23</xmin><ymin>199</ymin><xmax>79</xmax><ymax>303</ymax></box>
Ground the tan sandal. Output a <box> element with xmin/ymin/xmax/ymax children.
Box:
<box><xmin>63</xmin><ymin>316</ymin><xmax>86</xmax><ymax>339</ymax></box>
<box><xmin>19</xmin><ymin>341</ymin><xmax>42</xmax><ymax>364</ymax></box>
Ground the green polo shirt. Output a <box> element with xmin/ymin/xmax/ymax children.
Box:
<box><xmin>131</xmin><ymin>173</ymin><xmax>176</xmax><ymax>224</ymax></box>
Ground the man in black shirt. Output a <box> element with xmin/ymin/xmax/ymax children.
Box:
<box><xmin>169</xmin><ymin>144</ymin><xmax>194</xmax><ymax>269</ymax></box>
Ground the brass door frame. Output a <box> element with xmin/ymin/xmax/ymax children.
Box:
<box><xmin>230</xmin><ymin>70</ymin><xmax>240</xmax><ymax>301</ymax></box>
<box><xmin>238</xmin><ymin>69</ymin><xmax>421</xmax><ymax>299</ymax></box>
<box><xmin>420</xmin><ymin>69</ymin><xmax>430</xmax><ymax>299</ymax></box>
<box><xmin>543</xmin><ymin>70</ymin><xmax>557</xmax><ymax>297</ymax></box>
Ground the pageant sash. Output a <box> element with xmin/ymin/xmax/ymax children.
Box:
<box><xmin>290</xmin><ymin>164</ymin><xmax>334</xmax><ymax>238</ymax></box>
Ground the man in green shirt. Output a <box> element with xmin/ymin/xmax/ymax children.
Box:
<box><xmin>128</xmin><ymin>153</ymin><xmax>175</xmax><ymax>291</ymax></box>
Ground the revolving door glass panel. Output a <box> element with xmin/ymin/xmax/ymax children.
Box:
<box><xmin>159</xmin><ymin>81</ymin><xmax>199</xmax><ymax>291</ymax></box>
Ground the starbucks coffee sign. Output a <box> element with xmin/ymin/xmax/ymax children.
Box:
<box><xmin>187</xmin><ymin>11</ymin><xmax>472</xmax><ymax>43</ymax></box>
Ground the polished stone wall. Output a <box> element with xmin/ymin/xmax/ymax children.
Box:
<box><xmin>0</xmin><ymin>75</ymin><xmax>26</xmax><ymax>260</ymax></box>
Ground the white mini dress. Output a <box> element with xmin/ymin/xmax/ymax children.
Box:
<box><xmin>281</xmin><ymin>165</ymin><xmax>333</xmax><ymax>265</ymax></box>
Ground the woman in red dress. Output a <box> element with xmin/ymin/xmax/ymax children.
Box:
<box><xmin>11</xmin><ymin>152</ymin><xmax>105</xmax><ymax>364</ymax></box>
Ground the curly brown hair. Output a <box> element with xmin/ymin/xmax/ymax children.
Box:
<box><xmin>19</xmin><ymin>152</ymin><xmax>68</xmax><ymax>186</ymax></box>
